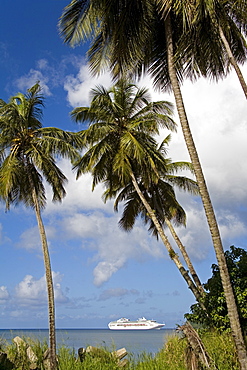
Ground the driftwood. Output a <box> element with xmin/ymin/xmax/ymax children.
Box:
<box><xmin>112</xmin><ymin>348</ymin><xmax>128</xmax><ymax>367</ymax></box>
<box><xmin>78</xmin><ymin>345</ymin><xmax>128</xmax><ymax>367</ymax></box>
<box><xmin>178</xmin><ymin>322</ymin><xmax>217</xmax><ymax>370</ymax></box>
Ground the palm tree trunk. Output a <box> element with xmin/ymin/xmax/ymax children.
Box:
<box><xmin>165</xmin><ymin>217</ymin><xmax>204</xmax><ymax>295</ymax></box>
<box><xmin>129</xmin><ymin>171</ymin><xmax>205</xmax><ymax>306</ymax></box>
<box><xmin>218</xmin><ymin>25</ymin><xmax>247</xmax><ymax>99</ymax></box>
<box><xmin>165</xmin><ymin>13</ymin><xmax>247</xmax><ymax>369</ymax></box>
<box><xmin>32</xmin><ymin>189</ymin><xmax>57</xmax><ymax>370</ymax></box>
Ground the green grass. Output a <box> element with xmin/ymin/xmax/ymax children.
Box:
<box><xmin>127</xmin><ymin>335</ymin><xmax>187</xmax><ymax>370</ymax></box>
<box><xmin>200</xmin><ymin>330</ymin><xmax>239</xmax><ymax>370</ymax></box>
<box><xmin>0</xmin><ymin>330</ymin><xmax>242</xmax><ymax>370</ymax></box>
<box><xmin>57</xmin><ymin>346</ymin><xmax>120</xmax><ymax>370</ymax></box>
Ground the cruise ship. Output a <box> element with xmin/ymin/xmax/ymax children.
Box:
<box><xmin>108</xmin><ymin>317</ymin><xmax>165</xmax><ymax>330</ymax></box>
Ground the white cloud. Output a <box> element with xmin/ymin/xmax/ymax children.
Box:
<box><xmin>93</xmin><ymin>260</ymin><xmax>125</xmax><ymax>287</ymax></box>
<box><xmin>91</xmin><ymin>223</ymin><xmax>165</xmax><ymax>286</ymax></box>
<box><xmin>16</xmin><ymin>225</ymin><xmax>56</xmax><ymax>251</ymax></box>
<box><xmin>37</xmin><ymin>58</ymin><xmax>49</xmax><ymax>70</ymax></box>
<box><xmin>14</xmin><ymin>56</ymin><xmax>80</xmax><ymax>96</ymax></box>
<box><xmin>0</xmin><ymin>286</ymin><xmax>10</xmax><ymax>302</ymax></box>
<box><xmin>55</xmin><ymin>208</ymin><xmax>166</xmax><ymax>286</ymax></box>
<box><xmin>15</xmin><ymin>272</ymin><xmax>68</xmax><ymax>306</ymax></box>
<box><xmin>16</xmin><ymin>68</ymin><xmax>51</xmax><ymax>96</ymax></box>
<box><xmin>15</xmin><ymin>274</ymin><xmax>47</xmax><ymax>304</ymax></box>
<box><xmin>44</xmin><ymin>159</ymin><xmax>113</xmax><ymax>214</ymax></box>
<box><xmin>64</xmin><ymin>64</ymin><xmax>112</xmax><ymax>107</ymax></box>
<box><xmin>219</xmin><ymin>213</ymin><xmax>246</xmax><ymax>240</ymax></box>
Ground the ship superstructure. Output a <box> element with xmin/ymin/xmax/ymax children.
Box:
<box><xmin>108</xmin><ymin>317</ymin><xmax>165</xmax><ymax>330</ymax></box>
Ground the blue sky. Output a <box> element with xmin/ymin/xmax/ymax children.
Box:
<box><xmin>0</xmin><ymin>0</ymin><xmax>247</xmax><ymax>329</ymax></box>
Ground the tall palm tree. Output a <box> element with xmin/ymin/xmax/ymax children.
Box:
<box><xmin>160</xmin><ymin>0</ymin><xmax>247</xmax><ymax>98</ymax></box>
<box><xmin>164</xmin><ymin>13</ymin><xmax>247</xmax><ymax>368</ymax></box>
<box><xmin>106</xmin><ymin>136</ymin><xmax>204</xmax><ymax>295</ymax></box>
<box><xmin>199</xmin><ymin>0</ymin><xmax>247</xmax><ymax>98</ymax></box>
<box><xmin>59</xmin><ymin>2</ymin><xmax>247</xmax><ymax>367</ymax></box>
<box><xmin>113</xmin><ymin>174</ymin><xmax>205</xmax><ymax>296</ymax></box>
<box><xmin>0</xmin><ymin>83</ymin><xmax>80</xmax><ymax>370</ymax></box>
<box><xmin>71</xmin><ymin>80</ymin><xmax>206</xmax><ymax>305</ymax></box>
<box><xmin>163</xmin><ymin>13</ymin><xmax>247</xmax><ymax>368</ymax></box>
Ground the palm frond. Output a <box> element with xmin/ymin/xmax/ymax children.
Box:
<box><xmin>59</xmin><ymin>0</ymin><xmax>100</xmax><ymax>46</ymax></box>
<box><xmin>0</xmin><ymin>83</ymin><xmax>81</xmax><ymax>209</ymax></box>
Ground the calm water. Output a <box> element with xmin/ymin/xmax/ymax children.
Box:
<box><xmin>0</xmin><ymin>328</ymin><xmax>176</xmax><ymax>356</ymax></box>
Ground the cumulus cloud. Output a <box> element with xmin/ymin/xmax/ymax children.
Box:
<box><xmin>219</xmin><ymin>213</ymin><xmax>247</xmax><ymax>241</ymax></box>
<box><xmin>90</xmin><ymin>217</ymin><xmax>165</xmax><ymax>286</ymax></box>
<box><xmin>0</xmin><ymin>286</ymin><xmax>10</xmax><ymax>302</ymax></box>
<box><xmin>15</xmin><ymin>274</ymin><xmax>48</xmax><ymax>304</ymax></box>
<box><xmin>16</xmin><ymin>225</ymin><xmax>57</xmax><ymax>251</ymax></box>
<box><xmin>15</xmin><ymin>272</ymin><xmax>68</xmax><ymax>306</ymax></box>
<box><xmin>93</xmin><ymin>261</ymin><xmax>125</xmax><ymax>287</ymax></box>
<box><xmin>16</xmin><ymin>68</ymin><xmax>51</xmax><ymax>96</ymax></box>
<box><xmin>44</xmin><ymin>159</ymin><xmax>111</xmax><ymax>214</ymax></box>
<box><xmin>57</xmin><ymin>209</ymin><xmax>165</xmax><ymax>286</ymax></box>
<box><xmin>14</xmin><ymin>56</ymin><xmax>81</xmax><ymax>96</ymax></box>
<box><xmin>64</xmin><ymin>64</ymin><xmax>112</xmax><ymax>107</ymax></box>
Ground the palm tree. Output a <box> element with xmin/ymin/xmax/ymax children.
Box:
<box><xmin>59</xmin><ymin>2</ymin><xmax>247</xmax><ymax>366</ymax></box>
<box><xmin>113</xmin><ymin>173</ymin><xmax>205</xmax><ymax>296</ymax></box>
<box><xmin>164</xmin><ymin>13</ymin><xmax>247</xmax><ymax>368</ymax></box>
<box><xmin>0</xmin><ymin>83</ymin><xmax>80</xmax><ymax>370</ymax></box>
<box><xmin>197</xmin><ymin>0</ymin><xmax>247</xmax><ymax>98</ymax></box>
<box><xmin>106</xmin><ymin>136</ymin><xmax>204</xmax><ymax>295</ymax></box>
<box><xmin>163</xmin><ymin>13</ymin><xmax>247</xmax><ymax>368</ymax></box>
<box><xmin>71</xmin><ymin>80</ymin><xmax>206</xmax><ymax>305</ymax></box>
<box><xmin>160</xmin><ymin>0</ymin><xmax>247</xmax><ymax>98</ymax></box>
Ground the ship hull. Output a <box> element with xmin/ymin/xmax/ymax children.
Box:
<box><xmin>108</xmin><ymin>324</ymin><xmax>164</xmax><ymax>330</ymax></box>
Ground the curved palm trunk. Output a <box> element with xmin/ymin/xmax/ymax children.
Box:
<box><xmin>218</xmin><ymin>25</ymin><xmax>247</xmax><ymax>99</ymax></box>
<box><xmin>130</xmin><ymin>171</ymin><xmax>206</xmax><ymax>307</ymax></box>
<box><xmin>164</xmin><ymin>217</ymin><xmax>204</xmax><ymax>295</ymax></box>
<box><xmin>32</xmin><ymin>189</ymin><xmax>57</xmax><ymax>370</ymax></box>
<box><xmin>165</xmin><ymin>14</ymin><xmax>247</xmax><ymax>369</ymax></box>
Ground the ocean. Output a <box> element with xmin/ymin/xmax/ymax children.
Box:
<box><xmin>0</xmin><ymin>328</ymin><xmax>176</xmax><ymax>357</ymax></box>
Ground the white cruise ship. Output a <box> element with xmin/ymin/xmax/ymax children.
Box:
<box><xmin>108</xmin><ymin>317</ymin><xmax>165</xmax><ymax>330</ymax></box>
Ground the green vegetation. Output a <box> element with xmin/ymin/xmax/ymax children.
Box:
<box><xmin>58</xmin><ymin>347</ymin><xmax>120</xmax><ymax>370</ymax></box>
<box><xmin>185</xmin><ymin>246</ymin><xmax>247</xmax><ymax>332</ymax></box>
<box><xmin>5</xmin><ymin>337</ymin><xmax>48</xmax><ymax>370</ymax></box>
<box><xmin>0</xmin><ymin>331</ymin><xmax>240</xmax><ymax>370</ymax></box>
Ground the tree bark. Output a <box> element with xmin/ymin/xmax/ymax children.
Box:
<box><xmin>219</xmin><ymin>25</ymin><xmax>247</xmax><ymax>100</ymax></box>
<box><xmin>165</xmin><ymin>13</ymin><xmax>247</xmax><ymax>370</ymax></box>
<box><xmin>165</xmin><ymin>217</ymin><xmax>204</xmax><ymax>295</ymax></box>
<box><xmin>130</xmin><ymin>171</ymin><xmax>205</xmax><ymax>306</ymax></box>
<box><xmin>32</xmin><ymin>189</ymin><xmax>57</xmax><ymax>370</ymax></box>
